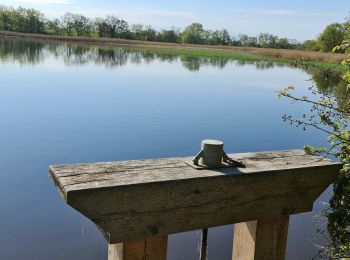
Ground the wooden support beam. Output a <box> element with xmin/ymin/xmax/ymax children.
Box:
<box><xmin>108</xmin><ymin>235</ymin><xmax>168</xmax><ymax>260</ymax></box>
<box><xmin>232</xmin><ymin>216</ymin><xmax>289</xmax><ymax>260</ymax></box>
<box><xmin>50</xmin><ymin>150</ymin><xmax>341</xmax><ymax>243</ymax></box>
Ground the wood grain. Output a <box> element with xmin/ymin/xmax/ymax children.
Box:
<box><xmin>108</xmin><ymin>236</ymin><xmax>168</xmax><ymax>260</ymax></box>
<box><xmin>49</xmin><ymin>150</ymin><xmax>341</xmax><ymax>243</ymax></box>
<box><xmin>232</xmin><ymin>216</ymin><xmax>289</xmax><ymax>260</ymax></box>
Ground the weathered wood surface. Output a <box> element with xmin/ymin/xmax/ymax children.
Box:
<box><xmin>108</xmin><ymin>235</ymin><xmax>168</xmax><ymax>260</ymax></box>
<box><xmin>232</xmin><ymin>216</ymin><xmax>289</xmax><ymax>260</ymax></box>
<box><xmin>49</xmin><ymin>150</ymin><xmax>341</xmax><ymax>243</ymax></box>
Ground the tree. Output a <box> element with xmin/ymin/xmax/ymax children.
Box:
<box><xmin>104</xmin><ymin>15</ymin><xmax>129</xmax><ymax>38</ymax></box>
<box><xmin>318</xmin><ymin>23</ymin><xmax>346</xmax><ymax>52</ymax></box>
<box><xmin>258</xmin><ymin>33</ymin><xmax>278</xmax><ymax>48</ymax></box>
<box><xmin>238</xmin><ymin>34</ymin><xmax>257</xmax><ymax>47</ymax></box>
<box><xmin>10</xmin><ymin>7</ymin><xmax>26</xmax><ymax>32</ymax></box>
<box><xmin>157</xmin><ymin>29</ymin><xmax>179</xmax><ymax>43</ymax></box>
<box><xmin>94</xmin><ymin>18</ymin><xmax>108</xmax><ymax>37</ymax></box>
<box><xmin>207</xmin><ymin>29</ymin><xmax>231</xmax><ymax>45</ymax></box>
<box><xmin>141</xmin><ymin>26</ymin><xmax>156</xmax><ymax>41</ymax></box>
<box><xmin>275</xmin><ymin>38</ymin><xmax>290</xmax><ymax>49</ymax></box>
<box><xmin>72</xmin><ymin>14</ymin><xmax>91</xmax><ymax>36</ymax></box>
<box><xmin>181</xmin><ymin>23</ymin><xmax>205</xmax><ymax>44</ymax></box>
<box><xmin>24</xmin><ymin>8</ymin><xmax>45</xmax><ymax>33</ymax></box>
<box><xmin>0</xmin><ymin>5</ymin><xmax>11</xmax><ymax>31</ymax></box>
<box><xmin>46</xmin><ymin>19</ymin><xmax>62</xmax><ymax>35</ymax></box>
<box><xmin>302</xmin><ymin>39</ymin><xmax>321</xmax><ymax>51</ymax></box>
<box><xmin>220</xmin><ymin>29</ymin><xmax>231</xmax><ymax>45</ymax></box>
<box><xmin>130</xmin><ymin>23</ymin><xmax>143</xmax><ymax>40</ymax></box>
<box><xmin>0</xmin><ymin>6</ymin><xmax>45</xmax><ymax>33</ymax></box>
<box><xmin>62</xmin><ymin>12</ymin><xmax>75</xmax><ymax>36</ymax></box>
<box><xmin>114</xmin><ymin>18</ymin><xmax>129</xmax><ymax>38</ymax></box>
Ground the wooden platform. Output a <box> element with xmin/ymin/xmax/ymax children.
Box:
<box><xmin>50</xmin><ymin>149</ymin><xmax>341</xmax><ymax>245</ymax></box>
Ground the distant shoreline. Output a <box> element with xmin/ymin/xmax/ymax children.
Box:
<box><xmin>0</xmin><ymin>30</ymin><xmax>345</xmax><ymax>66</ymax></box>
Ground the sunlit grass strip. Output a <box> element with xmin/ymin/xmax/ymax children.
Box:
<box><xmin>136</xmin><ymin>46</ymin><xmax>348</xmax><ymax>72</ymax></box>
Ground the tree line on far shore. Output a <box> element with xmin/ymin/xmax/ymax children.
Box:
<box><xmin>0</xmin><ymin>5</ymin><xmax>349</xmax><ymax>52</ymax></box>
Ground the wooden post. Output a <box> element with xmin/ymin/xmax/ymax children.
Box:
<box><xmin>108</xmin><ymin>235</ymin><xmax>168</xmax><ymax>260</ymax></box>
<box><xmin>232</xmin><ymin>216</ymin><xmax>289</xmax><ymax>260</ymax></box>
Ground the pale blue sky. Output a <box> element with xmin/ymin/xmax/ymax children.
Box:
<box><xmin>1</xmin><ymin>0</ymin><xmax>349</xmax><ymax>40</ymax></box>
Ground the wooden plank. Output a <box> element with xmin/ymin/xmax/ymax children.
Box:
<box><xmin>109</xmin><ymin>243</ymin><xmax>123</xmax><ymax>260</ymax></box>
<box><xmin>232</xmin><ymin>216</ymin><xmax>289</xmax><ymax>260</ymax></box>
<box><xmin>232</xmin><ymin>221</ymin><xmax>256</xmax><ymax>260</ymax></box>
<box><xmin>49</xmin><ymin>150</ymin><xmax>341</xmax><ymax>243</ymax></box>
<box><xmin>108</xmin><ymin>236</ymin><xmax>168</xmax><ymax>260</ymax></box>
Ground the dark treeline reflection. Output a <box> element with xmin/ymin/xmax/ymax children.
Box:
<box><xmin>0</xmin><ymin>37</ymin><xmax>230</xmax><ymax>70</ymax></box>
<box><xmin>0</xmin><ymin>37</ymin><xmax>343</xmax><ymax>92</ymax></box>
<box><xmin>0</xmin><ymin>37</ymin><xmax>45</xmax><ymax>64</ymax></box>
<box><xmin>236</xmin><ymin>59</ymin><xmax>276</xmax><ymax>70</ymax></box>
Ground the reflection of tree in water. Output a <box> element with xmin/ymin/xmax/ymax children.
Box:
<box><xmin>155</xmin><ymin>54</ymin><xmax>177</xmax><ymax>63</ymax></box>
<box><xmin>0</xmin><ymin>38</ymin><xmax>45</xmax><ymax>64</ymax></box>
<box><xmin>62</xmin><ymin>45</ymin><xmax>92</xmax><ymax>66</ymax></box>
<box><xmin>235</xmin><ymin>59</ymin><xmax>286</xmax><ymax>70</ymax></box>
<box><xmin>0</xmin><ymin>38</ymin><xmax>345</xmax><ymax>96</ymax></box>
<box><xmin>129</xmin><ymin>51</ymin><xmax>143</xmax><ymax>64</ymax></box>
<box><xmin>180</xmin><ymin>56</ymin><xmax>201</xmax><ymax>71</ymax></box>
<box><xmin>0</xmin><ymin>38</ymin><xmax>232</xmax><ymax>72</ymax></box>
<box><xmin>180</xmin><ymin>56</ymin><xmax>229</xmax><ymax>71</ymax></box>
<box><xmin>308</xmin><ymin>67</ymin><xmax>344</xmax><ymax>92</ymax></box>
<box><xmin>255</xmin><ymin>61</ymin><xmax>276</xmax><ymax>70</ymax></box>
<box><xmin>207</xmin><ymin>57</ymin><xmax>229</xmax><ymax>69</ymax></box>
<box><xmin>95</xmin><ymin>48</ymin><xmax>128</xmax><ymax>68</ymax></box>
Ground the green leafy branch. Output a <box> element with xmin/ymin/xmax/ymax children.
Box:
<box><xmin>278</xmin><ymin>40</ymin><xmax>350</xmax><ymax>259</ymax></box>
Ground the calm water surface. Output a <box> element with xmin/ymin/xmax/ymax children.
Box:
<box><xmin>0</xmin><ymin>38</ymin><xmax>338</xmax><ymax>259</ymax></box>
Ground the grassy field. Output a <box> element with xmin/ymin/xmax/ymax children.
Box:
<box><xmin>0</xmin><ymin>30</ymin><xmax>346</xmax><ymax>72</ymax></box>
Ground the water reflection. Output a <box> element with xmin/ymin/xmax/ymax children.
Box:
<box><xmin>1</xmin><ymin>38</ymin><xmax>230</xmax><ymax>71</ymax></box>
<box><xmin>1</xmin><ymin>37</ymin><xmax>344</xmax><ymax>94</ymax></box>
<box><xmin>0</xmin><ymin>36</ymin><xmax>343</xmax><ymax>260</ymax></box>
<box><xmin>235</xmin><ymin>59</ymin><xmax>278</xmax><ymax>70</ymax></box>
<box><xmin>0</xmin><ymin>37</ymin><xmax>45</xmax><ymax>64</ymax></box>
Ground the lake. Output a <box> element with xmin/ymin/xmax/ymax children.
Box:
<box><xmin>0</xmin><ymin>37</ymin><xmax>337</xmax><ymax>259</ymax></box>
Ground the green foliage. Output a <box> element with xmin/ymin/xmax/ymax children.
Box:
<box><xmin>73</xmin><ymin>14</ymin><xmax>91</xmax><ymax>36</ymax></box>
<box><xmin>141</xmin><ymin>26</ymin><xmax>157</xmax><ymax>41</ymax></box>
<box><xmin>94</xmin><ymin>18</ymin><xmax>108</xmax><ymax>38</ymax></box>
<box><xmin>130</xmin><ymin>23</ymin><xmax>144</xmax><ymax>40</ymax></box>
<box><xmin>318</xmin><ymin>23</ymin><xmax>348</xmax><ymax>52</ymax></box>
<box><xmin>46</xmin><ymin>19</ymin><xmax>62</xmax><ymax>35</ymax></box>
<box><xmin>0</xmin><ymin>5</ymin><xmax>45</xmax><ymax>33</ymax></box>
<box><xmin>302</xmin><ymin>39</ymin><xmax>321</xmax><ymax>51</ymax></box>
<box><xmin>157</xmin><ymin>29</ymin><xmax>179</xmax><ymax>43</ymax></box>
<box><xmin>236</xmin><ymin>32</ymin><xmax>300</xmax><ymax>49</ymax></box>
<box><xmin>60</xmin><ymin>12</ymin><xmax>92</xmax><ymax>36</ymax></box>
<box><xmin>62</xmin><ymin>12</ymin><xmax>74</xmax><ymax>36</ymax></box>
<box><xmin>302</xmin><ymin>21</ymin><xmax>350</xmax><ymax>52</ymax></box>
<box><xmin>206</xmin><ymin>29</ymin><xmax>231</xmax><ymax>45</ymax></box>
<box><xmin>237</xmin><ymin>34</ymin><xmax>258</xmax><ymax>47</ymax></box>
<box><xmin>181</xmin><ymin>23</ymin><xmax>205</xmax><ymax>44</ymax></box>
<box><xmin>278</xmin><ymin>40</ymin><xmax>350</xmax><ymax>258</ymax></box>
<box><xmin>258</xmin><ymin>33</ymin><xmax>278</xmax><ymax>48</ymax></box>
<box><xmin>128</xmin><ymin>24</ymin><xmax>158</xmax><ymax>41</ymax></box>
<box><xmin>103</xmin><ymin>15</ymin><xmax>129</xmax><ymax>38</ymax></box>
<box><xmin>0</xmin><ymin>5</ymin><xmax>11</xmax><ymax>31</ymax></box>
